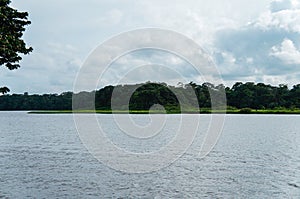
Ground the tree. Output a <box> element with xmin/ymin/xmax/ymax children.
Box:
<box><xmin>0</xmin><ymin>0</ymin><xmax>33</xmax><ymax>94</ymax></box>
<box><xmin>1</xmin><ymin>81</ymin><xmax>300</xmax><ymax>111</ymax></box>
<box><xmin>0</xmin><ymin>86</ymin><xmax>9</xmax><ymax>94</ymax></box>
<box><xmin>290</xmin><ymin>84</ymin><xmax>300</xmax><ymax>108</ymax></box>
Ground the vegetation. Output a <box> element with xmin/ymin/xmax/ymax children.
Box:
<box><xmin>27</xmin><ymin>109</ymin><xmax>300</xmax><ymax>114</ymax></box>
<box><xmin>0</xmin><ymin>0</ymin><xmax>33</xmax><ymax>94</ymax></box>
<box><xmin>239</xmin><ymin>108</ymin><xmax>252</xmax><ymax>114</ymax></box>
<box><xmin>0</xmin><ymin>81</ymin><xmax>300</xmax><ymax>114</ymax></box>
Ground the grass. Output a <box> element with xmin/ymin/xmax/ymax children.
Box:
<box><xmin>27</xmin><ymin>108</ymin><xmax>300</xmax><ymax>114</ymax></box>
<box><xmin>28</xmin><ymin>110</ymin><xmax>168</xmax><ymax>114</ymax></box>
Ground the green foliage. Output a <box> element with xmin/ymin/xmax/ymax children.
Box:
<box><xmin>129</xmin><ymin>83</ymin><xmax>180</xmax><ymax>112</ymax></box>
<box><xmin>0</xmin><ymin>86</ymin><xmax>9</xmax><ymax>94</ymax></box>
<box><xmin>239</xmin><ymin>108</ymin><xmax>252</xmax><ymax>114</ymax></box>
<box><xmin>0</xmin><ymin>82</ymin><xmax>300</xmax><ymax>111</ymax></box>
<box><xmin>0</xmin><ymin>91</ymin><xmax>72</xmax><ymax>110</ymax></box>
<box><xmin>0</xmin><ymin>0</ymin><xmax>33</xmax><ymax>92</ymax></box>
<box><xmin>226</xmin><ymin>82</ymin><xmax>297</xmax><ymax>110</ymax></box>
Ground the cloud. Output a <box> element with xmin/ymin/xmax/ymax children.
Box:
<box><xmin>214</xmin><ymin>0</ymin><xmax>300</xmax><ymax>86</ymax></box>
<box><xmin>255</xmin><ymin>0</ymin><xmax>300</xmax><ymax>33</ymax></box>
<box><xmin>5</xmin><ymin>0</ymin><xmax>299</xmax><ymax>93</ymax></box>
<box><xmin>270</xmin><ymin>38</ymin><xmax>300</xmax><ymax>64</ymax></box>
<box><xmin>1</xmin><ymin>42</ymin><xmax>83</xmax><ymax>94</ymax></box>
<box><xmin>270</xmin><ymin>0</ymin><xmax>293</xmax><ymax>12</ymax></box>
<box><xmin>87</xmin><ymin>49</ymin><xmax>201</xmax><ymax>89</ymax></box>
<box><xmin>97</xmin><ymin>9</ymin><xmax>123</xmax><ymax>26</ymax></box>
<box><xmin>255</xmin><ymin>9</ymin><xmax>300</xmax><ymax>33</ymax></box>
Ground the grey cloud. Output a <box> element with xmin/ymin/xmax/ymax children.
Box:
<box><xmin>7</xmin><ymin>0</ymin><xmax>299</xmax><ymax>93</ymax></box>
<box><xmin>214</xmin><ymin>24</ymin><xmax>300</xmax><ymax>79</ymax></box>
<box><xmin>99</xmin><ymin>49</ymin><xmax>201</xmax><ymax>87</ymax></box>
<box><xmin>270</xmin><ymin>0</ymin><xmax>292</xmax><ymax>12</ymax></box>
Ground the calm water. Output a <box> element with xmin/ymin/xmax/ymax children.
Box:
<box><xmin>0</xmin><ymin>112</ymin><xmax>299</xmax><ymax>198</ymax></box>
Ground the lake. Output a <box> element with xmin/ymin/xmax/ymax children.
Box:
<box><xmin>0</xmin><ymin>112</ymin><xmax>299</xmax><ymax>198</ymax></box>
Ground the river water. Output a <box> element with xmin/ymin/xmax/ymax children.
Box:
<box><xmin>0</xmin><ymin>112</ymin><xmax>299</xmax><ymax>198</ymax></box>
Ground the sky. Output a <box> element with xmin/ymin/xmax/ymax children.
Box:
<box><xmin>1</xmin><ymin>0</ymin><xmax>300</xmax><ymax>93</ymax></box>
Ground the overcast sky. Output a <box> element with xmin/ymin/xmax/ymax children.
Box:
<box><xmin>2</xmin><ymin>0</ymin><xmax>300</xmax><ymax>93</ymax></box>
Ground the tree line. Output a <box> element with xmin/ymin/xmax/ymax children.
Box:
<box><xmin>0</xmin><ymin>82</ymin><xmax>299</xmax><ymax>111</ymax></box>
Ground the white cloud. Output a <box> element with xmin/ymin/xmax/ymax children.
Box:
<box><xmin>292</xmin><ymin>0</ymin><xmax>300</xmax><ymax>7</ymax></box>
<box><xmin>246</xmin><ymin>57</ymin><xmax>254</xmax><ymax>64</ymax></box>
<box><xmin>2</xmin><ymin>42</ymin><xmax>84</xmax><ymax>93</ymax></box>
<box><xmin>261</xmin><ymin>74</ymin><xmax>293</xmax><ymax>85</ymax></box>
<box><xmin>213</xmin><ymin>0</ymin><xmax>300</xmax><ymax>87</ymax></box>
<box><xmin>221</xmin><ymin>52</ymin><xmax>236</xmax><ymax>65</ymax></box>
<box><xmin>270</xmin><ymin>38</ymin><xmax>300</xmax><ymax>64</ymax></box>
<box><xmin>256</xmin><ymin>0</ymin><xmax>300</xmax><ymax>32</ymax></box>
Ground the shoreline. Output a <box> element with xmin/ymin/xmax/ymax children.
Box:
<box><xmin>26</xmin><ymin>109</ymin><xmax>300</xmax><ymax>114</ymax></box>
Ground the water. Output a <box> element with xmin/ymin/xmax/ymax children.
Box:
<box><xmin>0</xmin><ymin>112</ymin><xmax>299</xmax><ymax>198</ymax></box>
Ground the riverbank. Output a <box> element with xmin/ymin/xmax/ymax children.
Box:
<box><xmin>28</xmin><ymin>109</ymin><xmax>300</xmax><ymax>114</ymax></box>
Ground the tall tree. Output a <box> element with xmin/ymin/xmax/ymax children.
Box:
<box><xmin>0</xmin><ymin>0</ymin><xmax>33</xmax><ymax>94</ymax></box>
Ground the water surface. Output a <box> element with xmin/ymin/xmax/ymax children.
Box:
<box><xmin>0</xmin><ymin>112</ymin><xmax>299</xmax><ymax>198</ymax></box>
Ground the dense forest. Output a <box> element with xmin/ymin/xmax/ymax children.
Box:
<box><xmin>0</xmin><ymin>82</ymin><xmax>299</xmax><ymax>111</ymax></box>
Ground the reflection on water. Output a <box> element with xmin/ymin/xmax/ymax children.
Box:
<box><xmin>0</xmin><ymin>112</ymin><xmax>299</xmax><ymax>198</ymax></box>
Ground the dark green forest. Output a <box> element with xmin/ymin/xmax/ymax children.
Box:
<box><xmin>0</xmin><ymin>82</ymin><xmax>299</xmax><ymax>112</ymax></box>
